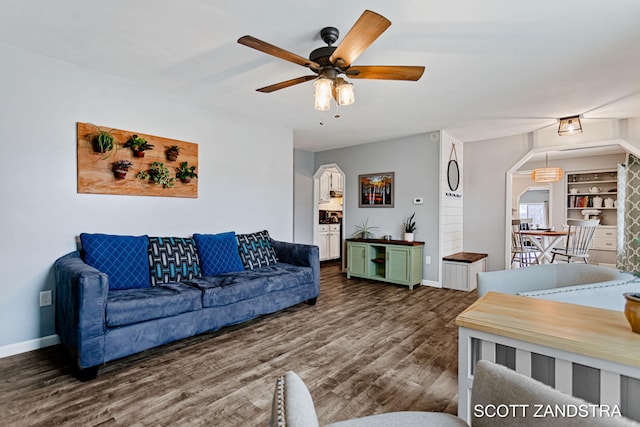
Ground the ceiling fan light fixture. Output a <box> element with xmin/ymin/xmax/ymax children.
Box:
<box><xmin>531</xmin><ymin>153</ymin><xmax>563</xmax><ymax>183</ymax></box>
<box><xmin>335</xmin><ymin>78</ymin><xmax>355</xmax><ymax>106</ymax></box>
<box><xmin>314</xmin><ymin>77</ymin><xmax>333</xmax><ymax>111</ymax></box>
<box><xmin>558</xmin><ymin>115</ymin><xmax>583</xmax><ymax>136</ymax></box>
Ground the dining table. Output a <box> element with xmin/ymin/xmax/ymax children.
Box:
<box><xmin>518</xmin><ymin>229</ymin><xmax>569</xmax><ymax>264</ymax></box>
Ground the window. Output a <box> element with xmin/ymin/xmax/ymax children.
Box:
<box><xmin>519</xmin><ymin>203</ymin><xmax>548</xmax><ymax>229</ymax></box>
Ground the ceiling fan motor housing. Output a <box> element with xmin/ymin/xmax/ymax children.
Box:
<box><xmin>320</xmin><ymin>27</ymin><xmax>339</xmax><ymax>45</ymax></box>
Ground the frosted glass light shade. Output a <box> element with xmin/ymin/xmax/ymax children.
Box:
<box><xmin>336</xmin><ymin>80</ymin><xmax>355</xmax><ymax>106</ymax></box>
<box><xmin>314</xmin><ymin>78</ymin><xmax>333</xmax><ymax>111</ymax></box>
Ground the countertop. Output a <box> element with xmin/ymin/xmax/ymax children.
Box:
<box><xmin>455</xmin><ymin>292</ymin><xmax>640</xmax><ymax>368</ymax></box>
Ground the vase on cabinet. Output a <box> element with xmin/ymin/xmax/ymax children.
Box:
<box><xmin>404</xmin><ymin>232</ymin><xmax>414</xmax><ymax>242</ymax></box>
<box><xmin>593</xmin><ymin>196</ymin><xmax>603</xmax><ymax>208</ymax></box>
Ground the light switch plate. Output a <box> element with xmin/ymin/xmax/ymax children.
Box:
<box><xmin>413</xmin><ymin>197</ymin><xmax>424</xmax><ymax>205</ymax></box>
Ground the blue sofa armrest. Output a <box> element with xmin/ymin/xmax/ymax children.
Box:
<box><xmin>54</xmin><ymin>251</ymin><xmax>108</xmax><ymax>369</ymax></box>
<box><xmin>273</xmin><ymin>240</ymin><xmax>320</xmax><ymax>296</ymax></box>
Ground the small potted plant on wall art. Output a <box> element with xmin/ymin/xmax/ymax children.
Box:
<box><xmin>112</xmin><ymin>160</ymin><xmax>133</xmax><ymax>179</ymax></box>
<box><xmin>403</xmin><ymin>212</ymin><xmax>417</xmax><ymax>242</ymax></box>
<box><xmin>124</xmin><ymin>134</ymin><xmax>154</xmax><ymax>157</ymax></box>
<box><xmin>176</xmin><ymin>161</ymin><xmax>197</xmax><ymax>183</ymax></box>
<box><xmin>92</xmin><ymin>129</ymin><xmax>117</xmax><ymax>154</ymax></box>
<box><xmin>166</xmin><ymin>145</ymin><xmax>180</xmax><ymax>161</ymax></box>
<box><xmin>137</xmin><ymin>162</ymin><xmax>175</xmax><ymax>188</ymax></box>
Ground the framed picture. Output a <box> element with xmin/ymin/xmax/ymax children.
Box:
<box><xmin>359</xmin><ymin>172</ymin><xmax>394</xmax><ymax>208</ymax></box>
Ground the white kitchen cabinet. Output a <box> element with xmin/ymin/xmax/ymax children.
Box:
<box><xmin>319</xmin><ymin>173</ymin><xmax>330</xmax><ymax>202</ymax></box>
<box><xmin>329</xmin><ymin>224</ymin><xmax>341</xmax><ymax>259</ymax></box>
<box><xmin>318</xmin><ymin>224</ymin><xmax>341</xmax><ymax>261</ymax></box>
<box><xmin>318</xmin><ymin>225</ymin><xmax>330</xmax><ymax>261</ymax></box>
<box><xmin>330</xmin><ymin>172</ymin><xmax>343</xmax><ymax>192</ymax></box>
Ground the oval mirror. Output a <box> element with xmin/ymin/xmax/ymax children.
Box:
<box><xmin>447</xmin><ymin>159</ymin><xmax>460</xmax><ymax>191</ymax></box>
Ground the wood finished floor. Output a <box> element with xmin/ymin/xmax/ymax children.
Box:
<box><xmin>0</xmin><ymin>263</ymin><xmax>478</xmax><ymax>426</ymax></box>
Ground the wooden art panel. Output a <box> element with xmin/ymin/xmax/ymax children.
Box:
<box><xmin>77</xmin><ymin>122</ymin><xmax>198</xmax><ymax>198</ymax></box>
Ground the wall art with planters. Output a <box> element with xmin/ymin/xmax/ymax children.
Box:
<box><xmin>76</xmin><ymin>122</ymin><xmax>198</xmax><ymax>198</ymax></box>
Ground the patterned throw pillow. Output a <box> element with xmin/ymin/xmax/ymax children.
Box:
<box><xmin>80</xmin><ymin>233</ymin><xmax>150</xmax><ymax>291</ymax></box>
<box><xmin>147</xmin><ymin>237</ymin><xmax>201</xmax><ymax>286</ymax></box>
<box><xmin>236</xmin><ymin>230</ymin><xmax>279</xmax><ymax>270</ymax></box>
<box><xmin>193</xmin><ymin>232</ymin><xmax>245</xmax><ymax>276</ymax></box>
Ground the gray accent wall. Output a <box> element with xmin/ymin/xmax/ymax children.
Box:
<box><xmin>314</xmin><ymin>133</ymin><xmax>441</xmax><ymax>282</ymax></box>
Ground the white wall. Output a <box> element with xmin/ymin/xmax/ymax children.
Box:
<box><xmin>463</xmin><ymin>134</ymin><xmax>532</xmax><ymax>271</ymax></box>
<box><xmin>294</xmin><ymin>149</ymin><xmax>314</xmax><ymax>244</ymax></box>
<box><xmin>0</xmin><ymin>43</ymin><xmax>294</xmax><ymax>351</ymax></box>
<box><xmin>440</xmin><ymin>132</ymin><xmax>463</xmax><ymax>257</ymax></box>
<box><xmin>314</xmin><ymin>133</ymin><xmax>441</xmax><ymax>282</ymax></box>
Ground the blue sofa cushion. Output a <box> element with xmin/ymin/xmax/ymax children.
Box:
<box><xmin>236</xmin><ymin>230</ymin><xmax>279</xmax><ymax>270</ymax></box>
<box><xmin>80</xmin><ymin>233</ymin><xmax>150</xmax><ymax>291</ymax></box>
<box><xmin>106</xmin><ymin>282</ymin><xmax>203</xmax><ymax>328</ymax></box>
<box><xmin>148</xmin><ymin>236</ymin><xmax>201</xmax><ymax>286</ymax></box>
<box><xmin>185</xmin><ymin>263</ymin><xmax>313</xmax><ymax>307</ymax></box>
<box><xmin>193</xmin><ymin>232</ymin><xmax>245</xmax><ymax>276</ymax></box>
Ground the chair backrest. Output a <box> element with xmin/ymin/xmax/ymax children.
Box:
<box><xmin>511</xmin><ymin>219</ymin><xmax>533</xmax><ymax>250</ymax></box>
<box><xmin>563</xmin><ymin>219</ymin><xmax>599</xmax><ymax>255</ymax></box>
<box><xmin>271</xmin><ymin>371</ymin><xmax>319</xmax><ymax>427</ymax></box>
<box><xmin>471</xmin><ymin>360</ymin><xmax>635</xmax><ymax>426</ymax></box>
<box><xmin>271</xmin><ymin>363</ymin><xmax>635</xmax><ymax>426</ymax></box>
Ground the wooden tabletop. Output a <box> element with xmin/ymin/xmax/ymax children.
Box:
<box><xmin>346</xmin><ymin>238</ymin><xmax>425</xmax><ymax>246</ymax></box>
<box><xmin>455</xmin><ymin>292</ymin><xmax>640</xmax><ymax>368</ymax></box>
<box><xmin>518</xmin><ymin>230</ymin><xmax>568</xmax><ymax>236</ymax></box>
<box><xmin>442</xmin><ymin>252</ymin><xmax>488</xmax><ymax>263</ymax></box>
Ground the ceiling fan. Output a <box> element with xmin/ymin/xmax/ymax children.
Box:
<box><xmin>237</xmin><ymin>10</ymin><xmax>425</xmax><ymax>110</ymax></box>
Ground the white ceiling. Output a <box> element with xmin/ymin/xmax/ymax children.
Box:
<box><xmin>1</xmin><ymin>0</ymin><xmax>639</xmax><ymax>152</ymax></box>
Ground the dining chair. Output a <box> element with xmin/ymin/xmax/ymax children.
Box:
<box><xmin>511</xmin><ymin>218</ymin><xmax>539</xmax><ymax>267</ymax></box>
<box><xmin>550</xmin><ymin>219</ymin><xmax>600</xmax><ymax>263</ymax></box>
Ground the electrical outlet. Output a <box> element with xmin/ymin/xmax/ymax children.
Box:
<box><xmin>39</xmin><ymin>290</ymin><xmax>52</xmax><ymax>307</ymax></box>
<box><xmin>425</xmin><ymin>256</ymin><xmax>431</xmax><ymax>265</ymax></box>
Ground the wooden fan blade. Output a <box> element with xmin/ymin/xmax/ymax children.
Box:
<box><xmin>256</xmin><ymin>76</ymin><xmax>317</xmax><ymax>93</ymax></box>
<box><xmin>238</xmin><ymin>36</ymin><xmax>320</xmax><ymax>72</ymax></box>
<box><xmin>329</xmin><ymin>10</ymin><xmax>391</xmax><ymax>68</ymax></box>
<box><xmin>346</xmin><ymin>65</ymin><xmax>425</xmax><ymax>81</ymax></box>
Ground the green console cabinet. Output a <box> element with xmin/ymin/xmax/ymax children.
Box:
<box><xmin>346</xmin><ymin>239</ymin><xmax>424</xmax><ymax>289</ymax></box>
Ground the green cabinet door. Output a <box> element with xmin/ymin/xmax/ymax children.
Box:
<box><xmin>347</xmin><ymin>243</ymin><xmax>368</xmax><ymax>278</ymax></box>
<box><xmin>386</xmin><ymin>247</ymin><xmax>411</xmax><ymax>284</ymax></box>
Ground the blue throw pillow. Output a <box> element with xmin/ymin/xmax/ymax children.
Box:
<box><xmin>236</xmin><ymin>230</ymin><xmax>279</xmax><ymax>270</ymax></box>
<box><xmin>148</xmin><ymin>237</ymin><xmax>201</xmax><ymax>286</ymax></box>
<box><xmin>193</xmin><ymin>232</ymin><xmax>245</xmax><ymax>276</ymax></box>
<box><xmin>80</xmin><ymin>233</ymin><xmax>150</xmax><ymax>291</ymax></box>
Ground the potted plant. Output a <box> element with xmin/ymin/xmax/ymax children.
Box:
<box><xmin>112</xmin><ymin>160</ymin><xmax>133</xmax><ymax>179</ymax></box>
<box><xmin>123</xmin><ymin>134</ymin><xmax>154</xmax><ymax>157</ymax></box>
<box><xmin>176</xmin><ymin>161</ymin><xmax>197</xmax><ymax>183</ymax></box>
<box><xmin>137</xmin><ymin>162</ymin><xmax>175</xmax><ymax>188</ymax></box>
<box><xmin>352</xmin><ymin>218</ymin><xmax>379</xmax><ymax>239</ymax></box>
<box><xmin>93</xmin><ymin>129</ymin><xmax>117</xmax><ymax>154</ymax></box>
<box><xmin>166</xmin><ymin>145</ymin><xmax>180</xmax><ymax>161</ymax></box>
<box><xmin>403</xmin><ymin>213</ymin><xmax>417</xmax><ymax>241</ymax></box>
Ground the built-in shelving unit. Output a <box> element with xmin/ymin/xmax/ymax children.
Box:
<box><xmin>566</xmin><ymin>169</ymin><xmax>618</xmax><ymax>266</ymax></box>
<box><xmin>566</xmin><ymin>170</ymin><xmax>618</xmax><ymax>225</ymax></box>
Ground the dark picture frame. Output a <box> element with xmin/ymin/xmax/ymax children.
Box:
<box><xmin>359</xmin><ymin>172</ymin><xmax>394</xmax><ymax>208</ymax></box>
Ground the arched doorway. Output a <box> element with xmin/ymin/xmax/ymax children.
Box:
<box><xmin>313</xmin><ymin>164</ymin><xmax>346</xmax><ymax>268</ymax></box>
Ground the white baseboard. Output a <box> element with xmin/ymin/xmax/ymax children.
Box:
<box><xmin>421</xmin><ymin>279</ymin><xmax>442</xmax><ymax>288</ymax></box>
<box><xmin>0</xmin><ymin>334</ymin><xmax>60</xmax><ymax>359</ymax></box>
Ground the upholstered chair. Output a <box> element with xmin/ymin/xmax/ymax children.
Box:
<box><xmin>270</xmin><ymin>360</ymin><xmax>637</xmax><ymax>426</ymax></box>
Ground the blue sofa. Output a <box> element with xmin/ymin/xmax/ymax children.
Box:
<box><xmin>54</xmin><ymin>231</ymin><xmax>320</xmax><ymax>380</ymax></box>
